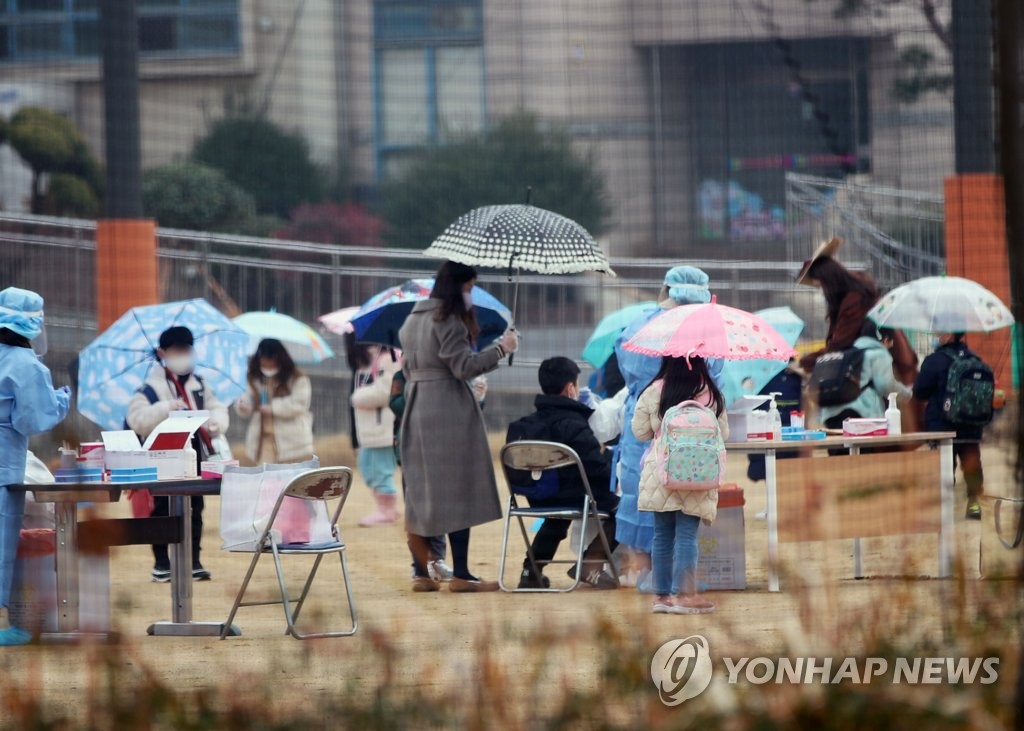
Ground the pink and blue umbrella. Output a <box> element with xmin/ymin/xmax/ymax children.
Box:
<box><xmin>623</xmin><ymin>296</ymin><xmax>797</xmax><ymax>363</ymax></box>
<box><xmin>350</xmin><ymin>279</ymin><xmax>511</xmax><ymax>348</ymax></box>
<box><xmin>719</xmin><ymin>306</ymin><xmax>804</xmax><ymax>407</ymax></box>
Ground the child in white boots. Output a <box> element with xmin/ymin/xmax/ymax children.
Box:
<box><xmin>351</xmin><ymin>345</ymin><xmax>402</xmax><ymax>526</ymax></box>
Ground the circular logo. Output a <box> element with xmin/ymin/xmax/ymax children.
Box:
<box><xmin>651</xmin><ymin>635</ymin><xmax>713</xmax><ymax>706</ymax></box>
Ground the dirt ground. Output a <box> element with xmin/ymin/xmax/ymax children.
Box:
<box><xmin>2</xmin><ymin>438</ymin><xmax>1021</xmax><ymax>725</ymax></box>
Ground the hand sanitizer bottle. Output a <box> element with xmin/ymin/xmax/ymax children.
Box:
<box><xmin>885</xmin><ymin>392</ymin><xmax>902</xmax><ymax>436</ymax></box>
<box><xmin>768</xmin><ymin>392</ymin><xmax>783</xmax><ymax>440</ymax></box>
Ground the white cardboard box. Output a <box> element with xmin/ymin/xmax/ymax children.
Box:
<box><xmin>697</xmin><ymin>485</ymin><xmax>746</xmax><ymax>590</ymax></box>
<box><xmin>102</xmin><ymin>411</ymin><xmax>209</xmax><ymax>480</ymax></box>
<box><xmin>726</xmin><ymin>395</ymin><xmax>772</xmax><ymax>442</ymax></box>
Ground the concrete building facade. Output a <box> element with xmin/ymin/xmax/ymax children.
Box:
<box><xmin>0</xmin><ymin>0</ymin><xmax>955</xmax><ymax>257</ymax></box>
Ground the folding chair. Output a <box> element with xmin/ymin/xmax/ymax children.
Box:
<box><xmin>994</xmin><ymin>497</ymin><xmax>1024</xmax><ymax>550</ymax></box>
<box><xmin>498</xmin><ymin>441</ymin><xmax>618</xmax><ymax>592</ymax></box>
<box><xmin>220</xmin><ymin>467</ymin><xmax>358</xmax><ymax>639</ymax></box>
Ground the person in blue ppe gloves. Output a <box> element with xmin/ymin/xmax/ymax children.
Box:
<box><xmin>611</xmin><ymin>266</ymin><xmax>723</xmax><ymax>590</ymax></box>
<box><xmin>0</xmin><ymin>287</ymin><xmax>71</xmax><ymax>645</ymax></box>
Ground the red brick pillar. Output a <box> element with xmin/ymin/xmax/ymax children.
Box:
<box><xmin>96</xmin><ymin>219</ymin><xmax>159</xmax><ymax>330</ymax></box>
<box><xmin>944</xmin><ymin>174</ymin><xmax>1014</xmax><ymax>392</ymax></box>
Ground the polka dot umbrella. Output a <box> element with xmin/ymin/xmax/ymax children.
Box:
<box><xmin>424</xmin><ymin>204</ymin><xmax>615</xmax><ymax>276</ymax></box>
<box><xmin>423</xmin><ymin>204</ymin><xmax>615</xmax><ymax>339</ymax></box>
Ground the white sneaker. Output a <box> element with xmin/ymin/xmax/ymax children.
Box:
<box><xmin>755</xmin><ymin>510</ymin><xmax>767</xmax><ymax>521</ymax></box>
<box><xmin>428</xmin><ymin>559</ymin><xmax>454</xmax><ymax>582</ymax></box>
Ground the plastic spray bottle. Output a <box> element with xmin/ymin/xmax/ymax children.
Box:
<box><xmin>885</xmin><ymin>392</ymin><xmax>902</xmax><ymax>436</ymax></box>
<box><xmin>768</xmin><ymin>392</ymin><xmax>783</xmax><ymax>440</ymax></box>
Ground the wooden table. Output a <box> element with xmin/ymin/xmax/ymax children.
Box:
<box><xmin>725</xmin><ymin>432</ymin><xmax>957</xmax><ymax>592</ymax></box>
<box><xmin>10</xmin><ymin>479</ymin><xmax>239</xmax><ymax>639</ymax></box>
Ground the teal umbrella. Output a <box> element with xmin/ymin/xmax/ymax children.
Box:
<box><xmin>581</xmin><ymin>301</ymin><xmax>657</xmax><ymax>368</ymax></box>
<box><xmin>720</xmin><ymin>306</ymin><xmax>804</xmax><ymax>408</ymax></box>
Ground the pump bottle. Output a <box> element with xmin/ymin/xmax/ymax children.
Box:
<box><xmin>885</xmin><ymin>392</ymin><xmax>902</xmax><ymax>436</ymax></box>
<box><xmin>768</xmin><ymin>392</ymin><xmax>783</xmax><ymax>440</ymax></box>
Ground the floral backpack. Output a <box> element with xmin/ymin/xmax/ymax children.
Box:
<box><xmin>646</xmin><ymin>400</ymin><xmax>726</xmax><ymax>491</ymax></box>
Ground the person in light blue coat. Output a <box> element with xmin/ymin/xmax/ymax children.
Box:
<box><xmin>0</xmin><ymin>287</ymin><xmax>71</xmax><ymax>645</ymax></box>
<box><xmin>612</xmin><ymin>266</ymin><xmax>723</xmax><ymax>588</ymax></box>
<box><xmin>818</xmin><ymin>323</ymin><xmax>911</xmax><ymax>428</ymax></box>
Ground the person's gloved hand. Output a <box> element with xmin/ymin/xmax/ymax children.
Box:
<box><xmin>499</xmin><ymin>328</ymin><xmax>520</xmax><ymax>354</ymax></box>
<box><xmin>578</xmin><ymin>387</ymin><xmax>598</xmax><ymax>408</ymax></box>
<box><xmin>206</xmin><ymin>420</ymin><xmax>221</xmax><ymax>437</ymax></box>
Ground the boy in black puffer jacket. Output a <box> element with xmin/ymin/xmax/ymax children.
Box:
<box><xmin>506</xmin><ymin>357</ymin><xmax>619</xmax><ymax>589</ymax></box>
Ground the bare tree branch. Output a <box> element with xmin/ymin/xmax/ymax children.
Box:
<box><xmin>920</xmin><ymin>0</ymin><xmax>953</xmax><ymax>52</ymax></box>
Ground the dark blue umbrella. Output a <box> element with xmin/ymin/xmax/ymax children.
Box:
<box><xmin>351</xmin><ymin>279</ymin><xmax>511</xmax><ymax>349</ymax></box>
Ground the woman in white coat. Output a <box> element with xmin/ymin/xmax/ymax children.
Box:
<box><xmin>235</xmin><ymin>339</ymin><xmax>314</xmax><ymax>464</ymax></box>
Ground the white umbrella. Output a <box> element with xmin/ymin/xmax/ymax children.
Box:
<box><xmin>868</xmin><ymin>276</ymin><xmax>1014</xmax><ymax>333</ymax></box>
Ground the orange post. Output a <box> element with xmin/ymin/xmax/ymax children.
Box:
<box><xmin>95</xmin><ymin>219</ymin><xmax>158</xmax><ymax>330</ymax></box>
<box><xmin>943</xmin><ymin>174</ymin><xmax>1014</xmax><ymax>393</ymax></box>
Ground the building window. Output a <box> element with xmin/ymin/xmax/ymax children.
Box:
<box><xmin>0</xmin><ymin>0</ymin><xmax>240</xmax><ymax>62</ymax></box>
<box><xmin>687</xmin><ymin>39</ymin><xmax>871</xmax><ymax>245</ymax></box>
<box><xmin>374</xmin><ymin>0</ymin><xmax>485</xmax><ymax>179</ymax></box>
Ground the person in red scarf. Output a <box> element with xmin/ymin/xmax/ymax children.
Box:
<box><xmin>127</xmin><ymin>326</ymin><xmax>229</xmax><ymax>583</ymax></box>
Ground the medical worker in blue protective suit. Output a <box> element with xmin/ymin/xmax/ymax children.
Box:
<box><xmin>611</xmin><ymin>266</ymin><xmax>723</xmax><ymax>590</ymax></box>
<box><xmin>0</xmin><ymin>287</ymin><xmax>71</xmax><ymax>645</ymax></box>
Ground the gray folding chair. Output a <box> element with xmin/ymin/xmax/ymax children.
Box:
<box><xmin>498</xmin><ymin>441</ymin><xmax>618</xmax><ymax>592</ymax></box>
<box><xmin>220</xmin><ymin>467</ymin><xmax>358</xmax><ymax>640</ymax></box>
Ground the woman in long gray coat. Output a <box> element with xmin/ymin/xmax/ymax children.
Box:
<box><xmin>398</xmin><ymin>261</ymin><xmax>519</xmax><ymax>592</ymax></box>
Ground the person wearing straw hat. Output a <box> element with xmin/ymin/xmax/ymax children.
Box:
<box><xmin>795</xmin><ymin>237</ymin><xmax>919</xmax><ymax>383</ymax></box>
<box><xmin>0</xmin><ymin>287</ymin><xmax>71</xmax><ymax>645</ymax></box>
<box><xmin>612</xmin><ymin>266</ymin><xmax>723</xmax><ymax>590</ymax></box>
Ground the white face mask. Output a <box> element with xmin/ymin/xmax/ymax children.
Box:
<box><xmin>164</xmin><ymin>354</ymin><xmax>194</xmax><ymax>377</ymax></box>
<box><xmin>463</xmin><ymin>291</ymin><xmax>474</xmax><ymax>310</ymax></box>
<box><xmin>261</xmin><ymin>368</ymin><xmax>280</xmax><ymax>379</ymax></box>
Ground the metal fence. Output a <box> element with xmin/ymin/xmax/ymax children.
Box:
<box><xmin>785</xmin><ymin>172</ymin><xmax>946</xmax><ymax>292</ymax></box>
<box><xmin>0</xmin><ymin>209</ymin><xmax>939</xmax><ymax>447</ymax></box>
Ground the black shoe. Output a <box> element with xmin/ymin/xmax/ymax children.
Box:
<box><xmin>192</xmin><ymin>565</ymin><xmax>212</xmax><ymax>581</ymax></box>
<box><xmin>568</xmin><ymin>563</ymin><xmax>618</xmax><ymax>590</ymax></box>
<box><xmin>966</xmin><ymin>500</ymin><xmax>981</xmax><ymax>520</ymax></box>
<box><xmin>151</xmin><ymin>567</ymin><xmax>171</xmax><ymax>583</ymax></box>
<box><xmin>518</xmin><ymin>569</ymin><xmax>551</xmax><ymax>589</ymax></box>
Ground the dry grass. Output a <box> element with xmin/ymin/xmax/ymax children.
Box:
<box><xmin>1</xmin><ymin>436</ymin><xmax>1020</xmax><ymax>730</ymax></box>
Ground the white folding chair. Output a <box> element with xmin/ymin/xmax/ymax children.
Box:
<box><xmin>220</xmin><ymin>467</ymin><xmax>358</xmax><ymax>640</ymax></box>
<box><xmin>498</xmin><ymin>441</ymin><xmax>617</xmax><ymax>592</ymax></box>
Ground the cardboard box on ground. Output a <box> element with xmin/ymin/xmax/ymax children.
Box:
<box><xmin>571</xmin><ymin>484</ymin><xmax>747</xmax><ymax>591</ymax></box>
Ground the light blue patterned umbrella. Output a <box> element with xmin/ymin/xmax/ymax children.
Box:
<box><xmin>78</xmin><ymin>298</ymin><xmax>250</xmax><ymax>430</ymax></box>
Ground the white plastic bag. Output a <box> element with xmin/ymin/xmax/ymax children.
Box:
<box><xmin>219</xmin><ymin>459</ymin><xmax>333</xmax><ymax>550</ymax></box>
<box><xmin>23</xmin><ymin>450</ymin><xmax>55</xmax><ymax>529</ymax></box>
<box><xmin>588</xmin><ymin>386</ymin><xmax>628</xmax><ymax>444</ymax></box>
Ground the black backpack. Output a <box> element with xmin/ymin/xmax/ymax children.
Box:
<box><xmin>941</xmin><ymin>347</ymin><xmax>995</xmax><ymax>426</ymax></box>
<box><xmin>810</xmin><ymin>347</ymin><xmax>868</xmax><ymax>407</ymax></box>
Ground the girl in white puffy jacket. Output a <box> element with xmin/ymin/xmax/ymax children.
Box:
<box><xmin>350</xmin><ymin>345</ymin><xmax>402</xmax><ymax>526</ymax></box>
<box><xmin>632</xmin><ymin>355</ymin><xmax>727</xmax><ymax>615</ymax></box>
<box><xmin>235</xmin><ymin>339</ymin><xmax>314</xmax><ymax>464</ymax></box>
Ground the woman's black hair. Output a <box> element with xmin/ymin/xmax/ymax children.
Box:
<box><xmin>0</xmin><ymin>328</ymin><xmax>31</xmax><ymax>348</ymax></box>
<box><xmin>247</xmin><ymin>338</ymin><xmax>300</xmax><ymax>396</ymax></box>
<box><xmin>649</xmin><ymin>355</ymin><xmax>725</xmax><ymax>418</ymax></box>
<box><xmin>343</xmin><ymin>331</ymin><xmax>373</xmax><ymax>371</ymax></box>
<box><xmin>431</xmin><ymin>260</ymin><xmax>480</xmax><ymax>342</ymax></box>
<box><xmin>806</xmin><ymin>257</ymin><xmax>879</xmax><ymax>328</ymax></box>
